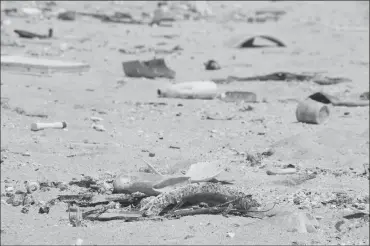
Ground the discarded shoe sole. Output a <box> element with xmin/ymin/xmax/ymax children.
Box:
<box><xmin>230</xmin><ymin>35</ymin><xmax>285</xmax><ymax>48</ymax></box>
<box><xmin>122</xmin><ymin>58</ymin><xmax>175</xmax><ymax>79</ymax></box>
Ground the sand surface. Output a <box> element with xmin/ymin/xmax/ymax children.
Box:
<box><xmin>1</xmin><ymin>1</ymin><xmax>369</xmax><ymax>245</ymax></box>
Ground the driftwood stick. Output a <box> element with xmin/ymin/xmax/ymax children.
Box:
<box><xmin>58</xmin><ymin>193</ymin><xmax>146</xmax><ymax>207</ymax></box>
<box><xmin>141</xmin><ymin>158</ymin><xmax>163</xmax><ymax>176</ymax></box>
<box><xmin>169</xmin><ymin>207</ymin><xmax>224</xmax><ymax>217</ymax></box>
<box><xmin>85</xmin><ymin>209</ymin><xmax>143</xmax><ymax>221</ymax></box>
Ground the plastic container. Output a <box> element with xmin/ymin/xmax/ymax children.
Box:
<box><xmin>296</xmin><ymin>98</ymin><xmax>330</xmax><ymax>124</ymax></box>
<box><xmin>158</xmin><ymin>81</ymin><xmax>218</xmax><ymax>99</ymax></box>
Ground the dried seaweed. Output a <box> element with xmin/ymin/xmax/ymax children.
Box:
<box><xmin>140</xmin><ymin>183</ymin><xmax>260</xmax><ymax>217</ymax></box>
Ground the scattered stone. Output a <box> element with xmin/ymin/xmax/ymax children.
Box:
<box><xmin>39</xmin><ymin>205</ymin><xmax>50</xmax><ymax>214</ymax></box>
<box><xmin>21</xmin><ymin>205</ymin><xmax>30</xmax><ymax>214</ymax></box>
<box><xmin>204</xmin><ymin>60</ymin><xmax>221</xmax><ymax>70</ymax></box>
<box><xmin>92</xmin><ymin>124</ymin><xmax>106</xmax><ymax>132</ymax></box>
<box><xmin>57</xmin><ymin>11</ymin><xmax>76</xmax><ymax>21</ymax></box>
<box><xmin>90</xmin><ymin>116</ymin><xmax>104</xmax><ymax>122</ymax></box>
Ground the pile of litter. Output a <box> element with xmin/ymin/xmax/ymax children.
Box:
<box><xmin>4</xmin><ymin>161</ymin><xmax>269</xmax><ymax>226</ymax></box>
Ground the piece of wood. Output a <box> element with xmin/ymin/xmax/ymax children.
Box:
<box><xmin>85</xmin><ymin>209</ymin><xmax>142</xmax><ymax>221</ymax></box>
<box><xmin>141</xmin><ymin>158</ymin><xmax>163</xmax><ymax>176</ymax></box>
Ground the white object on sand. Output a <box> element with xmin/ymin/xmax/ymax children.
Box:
<box><xmin>186</xmin><ymin>161</ymin><xmax>224</xmax><ymax>182</ymax></box>
<box><xmin>266</xmin><ymin>168</ymin><xmax>297</xmax><ymax>175</ymax></box>
<box><xmin>152</xmin><ymin>3</ymin><xmax>171</xmax><ymax>24</ymax></box>
<box><xmin>187</xmin><ymin>1</ymin><xmax>213</xmax><ymax>16</ymax></box>
<box><xmin>31</xmin><ymin>122</ymin><xmax>67</xmax><ymax>131</ymax></box>
<box><xmin>74</xmin><ymin>238</ymin><xmax>83</xmax><ymax>246</ymax></box>
<box><xmin>1</xmin><ymin>55</ymin><xmax>90</xmax><ymax>74</ymax></box>
<box><xmin>157</xmin><ymin>81</ymin><xmax>218</xmax><ymax>99</ymax></box>
<box><xmin>20</xmin><ymin>7</ymin><xmax>42</xmax><ymax>16</ymax></box>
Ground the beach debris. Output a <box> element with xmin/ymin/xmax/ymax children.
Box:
<box><xmin>296</xmin><ymin>98</ymin><xmax>330</xmax><ymax>125</ymax></box>
<box><xmin>217</xmin><ymin>91</ymin><xmax>257</xmax><ymax>103</ymax></box>
<box><xmin>57</xmin><ymin>11</ymin><xmax>76</xmax><ymax>21</ymax></box>
<box><xmin>359</xmin><ymin>91</ymin><xmax>369</xmax><ymax>101</ymax></box>
<box><xmin>122</xmin><ymin>58</ymin><xmax>175</xmax><ymax>79</ymax></box>
<box><xmin>155</xmin><ymin>45</ymin><xmax>184</xmax><ymax>54</ymax></box>
<box><xmin>229</xmin><ymin>7</ymin><xmax>285</xmax><ymax>23</ymax></box>
<box><xmin>6</xmin><ymin>192</ymin><xmax>35</xmax><ymax>207</ymax></box>
<box><xmin>1</xmin><ymin>55</ymin><xmax>90</xmax><ymax>75</ymax></box>
<box><xmin>235</xmin><ymin>35</ymin><xmax>286</xmax><ymax>48</ymax></box>
<box><xmin>113</xmin><ymin>171</ymin><xmax>191</xmax><ymax>197</ymax></box>
<box><xmin>157</xmin><ymin>81</ymin><xmax>218</xmax><ymax>100</ymax></box>
<box><xmin>1</xmin><ymin>103</ymin><xmax>48</xmax><ymax>118</ymax></box>
<box><xmin>141</xmin><ymin>158</ymin><xmax>163</xmax><ymax>176</ymax></box>
<box><xmin>151</xmin><ymin>2</ymin><xmax>176</xmax><ymax>26</ymax></box>
<box><xmin>68</xmin><ymin>204</ymin><xmax>83</xmax><ymax>227</ymax></box>
<box><xmin>5</xmin><ymin>168</ymin><xmax>266</xmax><ymax>225</ymax></box>
<box><xmin>308</xmin><ymin>92</ymin><xmax>370</xmax><ymax>107</ymax></box>
<box><xmin>90</xmin><ymin>116</ymin><xmax>103</xmax><ymax>122</ymax></box>
<box><xmin>204</xmin><ymin>60</ymin><xmax>221</xmax><ymax>70</ymax></box>
<box><xmin>185</xmin><ymin>161</ymin><xmax>224</xmax><ymax>183</ymax></box>
<box><xmin>14</xmin><ymin>28</ymin><xmax>53</xmax><ymax>39</ymax></box>
<box><xmin>74</xmin><ymin>238</ymin><xmax>83</xmax><ymax>246</ymax></box>
<box><xmin>202</xmin><ymin>113</ymin><xmax>237</xmax><ymax>120</ymax></box>
<box><xmin>30</xmin><ymin>121</ymin><xmax>67</xmax><ymax>131</ymax></box>
<box><xmin>113</xmin><ymin>172</ymin><xmax>163</xmax><ymax>196</ymax></box>
<box><xmin>266</xmin><ymin>168</ymin><xmax>297</xmax><ymax>175</ymax></box>
<box><xmin>363</xmin><ymin>163</ymin><xmax>369</xmax><ymax>178</ymax></box>
<box><xmin>92</xmin><ymin>124</ymin><xmax>106</xmax><ymax>132</ymax></box>
<box><xmin>140</xmin><ymin>182</ymin><xmax>260</xmax><ymax>217</ymax></box>
<box><xmin>268</xmin><ymin>211</ymin><xmax>319</xmax><ymax>233</ymax></box>
<box><xmin>31</xmin><ymin>121</ymin><xmax>67</xmax><ymax>131</ymax></box>
<box><xmin>186</xmin><ymin>1</ymin><xmax>213</xmax><ymax>17</ymax></box>
<box><xmin>25</xmin><ymin>181</ymin><xmax>40</xmax><ymax>193</ymax></box>
<box><xmin>212</xmin><ymin>72</ymin><xmax>352</xmax><ymax>85</ymax></box>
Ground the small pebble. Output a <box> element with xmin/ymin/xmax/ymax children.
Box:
<box><xmin>148</xmin><ymin>153</ymin><xmax>155</xmax><ymax>157</ymax></box>
<box><xmin>90</xmin><ymin>116</ymin><xmax>103</xmax><ymax>122</ymax></box>
<box><xmin>39</xmin><ymin>206</ymin><xmax>50</xmax><ymax>214</ymax></box>
<box><xmin>92</xmin><ymin>124</ymin><xmax>106</xmax><ymax>132</ymax></box>
<box><xmin>21</xmin><ymin>206</ymin><xmax>30</xmax><ymax>214</ymax></box>
<box><xmin>5</xmin><ymin>187</ymin><xmax>14</xmax><ymax>193</ymax></box>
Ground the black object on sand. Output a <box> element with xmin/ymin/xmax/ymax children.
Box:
<box><xmin>122</xmin><ymin>58</ymin><xmax>175</xmax><ymax>79</ymax></box>
<box><xmin>204</xmin><ymin>60</ymin><xmax>221</xmax><ymax>71</ymax></box>
<box><xmin>236</xmin><ymin>35</ymin><xmax>285</xmax><ymax>48</ymax></box>
<box><xmin>14</xmin><ymin>28</ymin><xmax>53</xmax><ymax>39</ymax></box>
